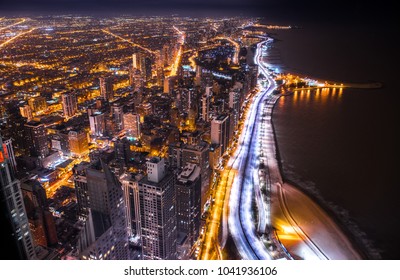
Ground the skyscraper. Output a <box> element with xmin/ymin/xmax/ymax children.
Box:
<box><xmin>121</xmin><ymin>173</ymin><xmax>142</xmax><ymax>238</ymax></box>
<box><xmin>99</xmin><ymin>76</ymin><xmax>114</xmax><ymax>101</ymax></box>
<box><xmin>20</xmin><ymin>179</ymin><xmax>58</xmax><ymax>248</ymax></box>
<box><xmin>182</xmin><ymin>142</ymin><xmax>210</xmax><ymax>209</ymax></box>
<box><xmin>176</xmin><ymin>163</ymin><xmax>201</xmax><ymax>257</ymax></box>
<box><xmin>19</xmin><ymin>104</ymin><xmax>33</xmax><ymax>121</ymax></box>
<box><xmin>211</xmin><ymin>114</ymin><xmax>230</xmax><ymax>155</ymax></box>
<box><xmin>200</xmin><ymin>93</ymin><xmax>210</xmax><ymax>122</ymax></box>
<box><xmin>0</xmin><ymin>134</ymin><xmax>36</xmax><ymax>259</ymax></box>
<box><xmin>75</xmin><ymin>160</ymin><xmax>129</xmax><ymax>260</ymax></box>
<box><xmin>68</xmin><ymin>129</ymin><xmax>89</xmax><ymax>157</ymax></box>
<box><xmin>229</xmin><ymin>90</ymin><xmax>241</xmax><ymax>130</ymax></box>
<box><xmin>2</xmin><ymin>138</ymin><xmax>17</xmax><ymax>176</ymax></box>
<box><xmin>73</xmin><ymin>161</ymin><xmax>91</xmax><ymax>218</ymax></box>
<box><xmin>132</xmin><ymin>53</ymin><xmax>140</xmax><ymax>70</ymax></box>
<box><xmin>24</xmin><ymin>121</ymin><xmax>49</xmax><ymax>159</ymax></box>
<box><xmin>111</xmin><ymin>103</ymin><xmax>124</xmax><ymax>132</ymax></box>
<box><xmin>138</xmin><ymin>157</ymin><xmax>177</xmax><ymax>260</ymax></box>
<box><xmin>28</xmin><ymin>96</ymin><xmax>47</xmax><ymax>115</ymax></box>
<box><xmin>124</xmin><ymin>112</ymin><xmax>141</xmax><ymax>139</ymax></box>
<box><xmin>62</xmin><ymin>91</ymin><xmax>78</xmax><ymax>118</ymax></box>
<box><xmin>89</xmin><ymin>112</ymin><xmax>105</xmax><ymax>137</ymax></box>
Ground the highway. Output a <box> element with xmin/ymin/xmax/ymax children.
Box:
<box><xmin>227</xmin><ymin>39</ymin><xmax>275</xmax><ymax>260</ymax></box>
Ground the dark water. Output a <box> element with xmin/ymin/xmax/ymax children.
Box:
<box><xmin>269</xmin><ymin>24</ymin><xmax>399</xmax><ymax>259</ymax></box>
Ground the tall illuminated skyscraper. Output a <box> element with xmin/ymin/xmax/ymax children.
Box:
<box><xmin>89</xmin><ymin>112</ymin><xmax>105</xmax><ymax>137</ymax></box>
<box><xmin>24</xmin><ymin>121</ymin><xmax>49</xmax><ymax>159</ymax></box>
<box><xmin>28</xmin><ymin>96</ymin><xmax>47</xmax><ymax>115</ymax></box>
<box><xmin>124</xmin><ymin>112</ymin><xmax>141</xmax><ymax>139</ymax></box>
<box><xmin>229</xmin><ymin>90</ymin><xmax>241</xmax><ymax>130</ymax></box>
<box><xmin>0</xmin><ymin>133</ymin><xmax>36</xmax><ymax>259</ymax></box>
<box><xmin>138</xmin><ymin>157</ymin><xmax>177</xmax><ymax>260</ymax></box>
<box><xmin>99</xmin><ymin>76</ymin><xmax>114</xmax><ymax>101</ymax></box>
<box><xmin>176</xmin><ymin>163</ymin><xmax>201</xmax><ymax>256</ymax></box>
<box><xmin>19</xmin><ymin>105</ymin><xmax>33</xmax><ymax>121</ymax></box>
<box><xmin>68</xmin><ymin>129</ymin><xmax>89</xmax><ymax>157</ymax></box>
<box><xmin>211</xmin><ymin>114</ymin><xmax>230</xmax><ymax>155</ymax></box>
<box><xmin>62</xmin><ymin>91</ymin><xmax>78</xmax><ymax>118</ymax></box>
<box><xmin>75</xmin><ymin>160</ymin><xmax>129</xmax><ymax>260</ymax></box>
<box><xmin>111</xmin><ymin>103</ymin><xmax>124</xmax><ymax>132</ymax></box>
<box><xmin>2</xmin><ymin>138</ymin><xmax>17</xmax><ymax>176</ymax></box>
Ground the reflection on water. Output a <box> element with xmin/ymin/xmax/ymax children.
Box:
<box><xmin>287</xmin><ymin>87</ymin><xmax>343</xmax><ymax>106</ymax></box>
<box><xmin>273</xmin><ymin>87</ymin><xmax>398</xmax><ymax>259</ymax></box>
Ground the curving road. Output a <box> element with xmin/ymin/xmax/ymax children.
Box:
<box><xmin>227</xmin><ymin>39</ymin><xmax>275</xmax><ymax>260</ymax></box>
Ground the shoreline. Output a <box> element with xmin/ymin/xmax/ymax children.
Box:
<box><xmin>270</xmin><ymin>92</ymin><xmax>381</xmax><ymax>259</ymax></box>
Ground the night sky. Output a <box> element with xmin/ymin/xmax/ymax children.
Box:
<box><xmin>0</xmin><ymin>0</ymin><xmax>396</xmax><ymax>25</ymax></box>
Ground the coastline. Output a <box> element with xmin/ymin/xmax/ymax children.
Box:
<box><xmin>270</xmin><ymin>92</ymin><xmax>381</xmax><ymax>259</ymax></box>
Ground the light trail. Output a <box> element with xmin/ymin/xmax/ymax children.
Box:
<box><xmin>101</xmin><ymin>29</ymin><xmax>156</xmax><ymax>54</ymax></box>
<box><xmin>0</xmin><ymin>28</ymin><xmax>36</xmax><ymax>48</ymax></box>
<box><xmin>168</xmin><ymin>46</ymin><xmax>182</xmax><ymax>77</ymax></box>
<box><xmin>227</xmin><ymin>65</ymin><xmax>275</xmax><ymax>259</ymax></box>
<box><xmin>172</xmin><ymin>25</ymin><xmax>183</xmax><ymax>35</ymax></box>
<box><xmin>200</xmin><ymin>40</ymin><xmax>275</xmax><ymax>260</ymax></box>
<box><xmin>0</xmin><ymin>18</ymin><xmax>26</xmax><ymax>31</ymax></box>
<box><xmin>166</xmin><ymin>26</ymin><xmax>185</xmax><ymax>77</ymax></box>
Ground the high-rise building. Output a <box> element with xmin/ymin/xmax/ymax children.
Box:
<box><xmin>99</xmin><ymin>76</ymin><xmax>114</xmax><ymax>101</ymax></box>
<box><xmin>28</xmin><ymin>96</ymin><xmax>47</xmax><ymax>115</ymax></box>
<box><xmin>164</xmin><ymin>77</ymin><xmax>172</xmax><ymax>94</ymax></box>
<box><xmin>132</xmin><ymin>53</ymin><xmax>141</xmax><ymax>70</ymax></box>
<box><xmin>211</xmin><ymin>114</ymin><xmax>230</xmax><ymax>155</ymax></box>
<box><xmin>229</xmin><ymin>90</ymin><xmax>241</xmax><ymax>130</ymax></box>
<box><xmin>89</xmin><ymin>112</ymin><xmax>105</xmax><ymax>137</ymax></box>
<box><xmin>20</xmin><ymin>179</ymin><xmax>58</xmax><ymax>248</ymax></box>
<box><xmin>248</xmin><ymin>65</ymin><xmax>258</xmax><ymax>89</ymax></box>
<box><xmin>111</xmin><ymin>103</ymin><xmax>124</xmax><ymax>132</ymax></box>
<box><xmin>2</xmin><ymin>138</ymin><xmax>17</xmax><ymax>176</ymax></box>
<box><xmin>121</xmin><ymin>173</ymin><xmax>142</xmax><ymax>238</ymax></box>
<box><xmin>24</xmin><ymin>121</ymin><xmax>49</xmax><ymax>159</ymax></box>
<box><xmin>200</xmin><ymin>94</ymin><xmax>210</xmax><ymax>122</ymax></box>
<box><xmin>182</xmin><ymin>142</ymin><xmax>210</xmax><ymax>209</ymax></box>
<box><xmin>176</xmin><ymin>163</ymin><xmax>201</xmax><ymax>256</ymax></box>
<box><xmin>19</xmin><ymin>105</ymin><xmax>33</xmax><ymax>121</ymax></box>
<box><xmin>132</xmin><ymin>68</ymin><xmax>144</xmax><ymax>93</ymax></box>
<box><xmin>136</xmin><ymin>103</ymin><xmax>152</xmax><ymax>123</ymax></box>
<box><xmin>124</xmin><ymin>112</ymin><xmax>141</xmax><ymax>139</ymax></box>
<box><xmin>143</xmin><ymin>57</ymin><xmax>152</xmax><ymax>82</ymax></box>
<box><xmin>139</xmin><ymin>157</ymin><xmax>177</xmax><ymax>260</ymax></box>
<box><xmin>68</xmin><ymin>129</ymin><xmax>89</xmax><ymax>157</ymax></box>
<box><xmin>7</xmin><ymin>114</ymin><xmax>29</xmax><ymax>156</ymax></box>
<box><xmin>0</xmin><ymin>134</ymin><xmax>36</xmax><ymax>259</ymax></box>
<box><xmin>50</xmin><ymin>131</ymin><xmax>70</xmax><ymax>156</ymax></box>
<box><xmin>169</xmin><ymin>142</ymin><xmax>210</xmax><ymax>209</ymax></box>
<box><xmin>62</xmin><ymin>91</ymin><xmax>78</xmax><ymax>118</ymax></box>
<box><xmin>73</xmin><ymin>161</ymin><xmax>91</xmax><ymax>218</ymax></box>
<box><xmin>75</xmin><ymin>160</ymin><xmax>129</xmax><ymax>260</ymax></box>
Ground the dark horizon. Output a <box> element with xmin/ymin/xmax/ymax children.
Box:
<box><xmin>0</xmin><ymin>0</ymin><xmax>397</xmax><ymax>26</ymax></box>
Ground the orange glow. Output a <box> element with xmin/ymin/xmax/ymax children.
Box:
<box><xmin>101</xmin><ymin>29</ymin><xmax>155</xmax><ymax>54</ymax></box>
<box><xmin>0</xmin><ymin>28</ymin><xmax>36</xmax><ymax>48</ymax></box>
<box><xmin>0</xmin><ymin>18</ymin><xmax>26</xmax><ymax>31</ymax></box>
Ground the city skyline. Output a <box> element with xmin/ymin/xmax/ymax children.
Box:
<box><xmin>0</xmin><ymin>0</ymin><xmax>397</xmax><ymax>260</ymax></box>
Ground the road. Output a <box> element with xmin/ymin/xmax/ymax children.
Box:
<box><xmin>226</xmin><ymin>39</ymin><xmax>275</xmax><ymax>260</ymax></box>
